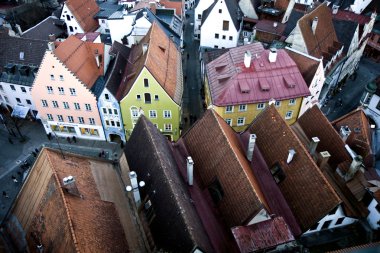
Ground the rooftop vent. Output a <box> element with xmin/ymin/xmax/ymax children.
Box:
<box><xmin>287</xmin><ymin>149</ymin><xmax>296</xmax><ymax>164</ymax></box>
<box><xmin>318</xmin><ymin>151</ymin><xmax>331</xmax><ymax>169</ymax></box>
<box><xmin>309</xmin><ymin>137</ymin><xmax>320</xmax><ymax>156</ymax></box>
<box><xmin>268</xmin><ymin>48</ymin><xmax>277</xmax><ymax>63</ymax></box>
<box><xmin>340</xmin><ymin>126</ymin><xmax>351</xmax><ymax>142</ymax></box>
<box><xmin>312</xmin><ymin>17</ymin><xmax>318</xmax><ymax>35</ymax></box>
<box><xmin>238</xmin><ymin>81</ymin><xmax>250</xmax><ymax>93</ymax></box>
<box><xmin>244</xmin><ymin>51</ymin><xmax>252</xmax><ymax>68</ymax></box>
<box><xmin>247</xmin><ymin>134</ymin><xmax>256</xmax><ymax>161</ymax></box>
<box><xmin>142</xmin><ymin>43</ymin><xmax>149</xmax><ymax>54</ymax></box>
<box><xmin>48</xmin><ymin>33</ymin><xmax>56</xmax><ymax>42</ymax></box>
<box><xmin>187</xmin><ymin>156</ymin><xmax>194</xmax><ymax>186</ymax></box>
<box><xmin>63</xmin><ymin>175</ymin><xmax>75</xmax><ymax>185</ymax></box>
<box><xmin>259</xmin><ymin>78</ymin><xmax>270</xmax><ymax>91</ymax></box>
<box><xmin>332</xmin><ymin>5</ymin><xmax>339</xmax><ymax>15</ymax></box>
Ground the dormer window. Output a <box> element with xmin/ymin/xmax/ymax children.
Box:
<box><xmin>270</xmin><ymin>162</ymin><xmax>286</xmax><ymax>183</ymax></box>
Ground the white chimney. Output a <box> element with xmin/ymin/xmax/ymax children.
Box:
<box><xmin>287</xmin><ymin>149</ymin><xmax>296</xmax><ymax>164</ymax></box>
<box><xmin>48</xmin><ymin>41</ymin><xmax>55</xmax><ymax>51</ymax></box>
<box><xmin>340</xmin><ymin>126</ymin><xmax>351</xmax><ymax>142</ymax></box>
<box><xmin>318</xmin><ymin>151</ymin><xmax>331</xmax><ymax>169</ymax></box>
<box><xmin>247</xmin><ymin>134</ymin><xmax>257</xmax><ymax>161</ymax></box>
<box><xmin>345</xmin><ymin>155</ymin><xmax>363</xmax><ymax>181</ymax></box>
<box><xmin>15</xmin><ymin>24</ymin><xmax>23</xmax><ymax>35</ymax></box>
<box><xmin>309</xmin><ymin>137</ymin><xmax>320</xmax><ymax>155</ymax></box>
<box><xmin>312</xmin><ymin>17</ymin><xmax>318</xmax><ymax>35</ymax></box>
<box><xmin>142</xmin><ymin>43</ymin><xmax>149</xmax><ymax>54</ymax></box>
<box><xmin>48</xmin><ymin>33</ymin><xmax>56</xmax><ymax>42</ymax></box>
<box><xmin>332</xmin><ymin>5</ymin><xmax>339</xmax><ymax>14</ymax></box>
<box><xmin>268</xmin><ymin>48</ymin><xmax>277</xmax><ymax>63</ymax></box>
<box><xmin>244</xmin><ymin>51</ymin><xmax>252</xmax><ymax>68</ymax></box>
<box><xmin>273</xmin><ymin>22</ymin><xmax>278</xmax><ymax>27</ymax></box>
<box><xmin>94</xmin><ymin>50</ymin><xmax>100</xmax><ymax>68</ymax></box>
<box><xmin>187</xmin><ymin>156</ymin><xmax>194</xmax><ymax>186</ymax></box>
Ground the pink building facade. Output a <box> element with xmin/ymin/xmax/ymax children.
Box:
<box><xmin>31</xmin><ymin>50</ymin><xmax>105</xmax><ymax>140</ymax></box>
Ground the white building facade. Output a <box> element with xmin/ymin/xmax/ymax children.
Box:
<box><xmin>194</xmin><ymin>0</ymin><xmax>214</xmax><ymax>40</ymax></box>
<box><xmin>60</xmin><ymin>4</ymin><xmax>84</xmax><ymax>36</ymax></box>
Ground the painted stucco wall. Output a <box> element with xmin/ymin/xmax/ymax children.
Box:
<box><xmin>31</xmin><ymin>51</ymin><xmax>105</xmax><ymax>140</ymax></box>
<box><xmin>350</xmin><ymin>0</ymin><xmax>372</xmax><ymax>14</ymax></box>
<box><xmin>285</xmin><ymin>25</ymin><xmax>308</xmax><ymax>54</ymax></box>
<box><xmin>120</xmin><ymin>67</ymin><xmax>181</xmax><ymax>141</ymax></box>
<box><xmin>238</xmin><ymin>0</ymin><xmax>258</xmax><ymax>20</ymax></box>
<box><xmin>194</xmin><ymin>0</ymin><xmax>214</xmax><ymax>39</ymax></box>
<box><xmin>0</xmin><ymin>82</ymin><xmax>37</xmax><ymax>114</ymax></box>
<box><xmin>60</xmin><ymin>4</ymin><xmax>84</xmax><ymax>36</ymax></box>
<box><xmin>108</xmin><ymin>14</ymin><xmax>135</xmax><ymax>45</ymax></box>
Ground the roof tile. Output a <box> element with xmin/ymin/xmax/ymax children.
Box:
<box><xmin>66</xmin><ymin>0</ymin><xmax>99</xmax><ymax>32</ymax></box>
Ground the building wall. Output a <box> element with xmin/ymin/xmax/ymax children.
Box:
<box><xmin>60</xmin><ymin>4</ymin><xmax>84</xmax><ymax>36</ymax></box>
<box><xmin>120</xmin><ymin>67</ymin><xmax>181</xmax><ymax>141</ymax></box>
<box><xmin>98</xmin><ymin>88</ymin><xmax>126</xmax><ymax>143</ymax></box>
<box><xmin>238</xmin><ymin>0</ymin><xmax>258</xmax><ymax>20</ymax></box>
<box><xmin>200</xmin><ymin>0</ymin><xmax>240</xmax><ymax>49</ymax></box>
<box><xmin>31</xmin><ymin>52</ymin><xmax>105</xmax><ymax>140</ymax></box>
<box><xmin>108</xmin><ymin>14</ymin><xmax>135</xmax><ymax>45</ymax></box>
<box><xmin>350</xmin><ymin>0</ymin><xmax>372</xmax><ymax>14</ymax></box>
<box><xmin>285</xmin><ymin>25</ymin><xmax>308</xmax><ymax>54</ymax></box>
<box><xmin>98</xmin><ymin>18</ymin><xmax>110</xmax><ymax>34</ymax></box>
<box><xmin>0</xmin><ymin>82</ymin><xmax>37</xmax><ymax>114</ymax></box>
<box><xmin>367</xmin><ymin>198</ymin><xmax>380</xmax><ymax>229</ymax></box>
<box><xmin>194</xmin><ymin>0</ymin><xmax>214</xmax><ymax>39</ymax></box>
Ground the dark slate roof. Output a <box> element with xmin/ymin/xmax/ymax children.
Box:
<box><xmin>124</xmin><ymin>116</ymin><xmax>213</xmax><ymax>253</ymax></box>
<box><xmin>201</xmin><ymin>0</ymin><xmax>242</xmax><ymax>30</ymax></box>
<box><xmin>0</xmin><ymin>29</ymin><xmax>48</xmax><ymax>69</ymax></box>
<box><xmin>333</xmin><ymin>19</ymin><xmax>357</xmax><ymax>54</ymax></box>
<box><xmin>283</xmin><ymin>9</ymin><xmax>304</xmax><ymax>37</ymax></box>
<box><xmin>90</xmin><ymin>76</ymin><xmax>106</xmax><ymax>98</ymax></box>
<box><xmin>95</xmin><ymin>1</ymin><xmax>123</xmax><ymax>19</ymax></box>
<box><xmin>0</xmin><ymin>64</ymin><xmax>37</xmax><ymax>87</ymax></box>
<box><xmin>22</xmin><ymin>16</ymin><xmax>66</xmax><ymax>41</ymax></box>
<box><xmin>201</xmin><ymin>1</ymin><xmax>218</xmax><ymax>26</ymax></box>
<box><xmin>104</xmin><ymin>41</ymin><xmax>130</xmax><ymax>98</ymax></box>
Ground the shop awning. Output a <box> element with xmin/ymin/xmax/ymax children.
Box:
<box><xmin>11</xmin><ymin>105</ymin><xmax>29</xmax><ymax>118</ymax></box>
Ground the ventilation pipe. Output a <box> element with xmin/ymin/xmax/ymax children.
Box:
<box><xmin>309</xmin><ymin>137</ymin><xmax>320</xmax><ymax>156</ymax></box>
<box><xmin>187</xmin><ymin>156</ymin><xmax>194</xmax><ymax>186</ymax></box>
<box><xmin>268</xmin><ymin>48</ymin><xmax>277</xmax><ymax>63</ymax></box>
<box><xmin>95</xmin><ymin>51</ymin><xmax>100</xmax><ymax>68</ymax></box>
<box><xmin>244</xmin><ymin>51</ymin><xmax>252</xmax><ymax>68</ymax></box>
<box><xmin>312</xmin><ymin>17</ymin><xmax>318</xmax><ymax>35</ymax></box>
<box><xmin>247</xmin><ymin>134</ymin><xmax>256</xmax><ymax>161</ymax></box>
<box><xmin>287</xmin><ymin>149</ymin><xmax>296</xmax><ymax>164</ymax></box>
<box><xmin>48</xmin><ymin>33</ymin><xmax>56</xmax><ymax>42</ymax></box>
<box><xmin>142</xmin><ymin>43</ymin><xmax>149</xmax><ymax>54</ymax></box>
<box><xmin>48</xmin><ymin>41</ymin><xmax>55</xmax><ymax>51</ymax></box>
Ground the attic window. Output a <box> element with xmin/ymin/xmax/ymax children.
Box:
<box><xmin>259</xmin><ymin>78</ymin><xmax>270</xmax><ymax>91</ymax></box>
<box><xmin>158</xmin><ymin>45</ymin><xmax>166</xmax><ymax>52</ymax></box>
<box><xmin>270</xmin><ymin>162</ymin><xmax>286</xmax><ymax>184</ymax></box>
<box><xmin>238</xmin><ymin>81</ymin><xmax>250</xmax><ymax>93</ymax></box>
<box><xmin>214</xmin><ymin>62</ymin><xmax>227</xmax><ymax>71</ymax></box>
<box><xmin>217</xmin><ymin>73</ymin><xmax>232</xmax><ymax>82</ymax></box>
<box><xmin>284</xmin><ymin>75</ymin><xmax>296</xmax><ymax>88</ymax></box>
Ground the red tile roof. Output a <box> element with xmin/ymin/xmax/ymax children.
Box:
<box><xmin>66</xmin><ymin>0</ymin><xmax>100</xmax><ymax>32</ymax></box>
<box><xmin>74</xmin><ymin>32</ymin><xmax>101</xmax><ymax>42</ymax></box>
<box><xmin>54</xmin><ymin>35</ymin><xmax>104</xmax><ymax>89</ymax></box>
<box><xmin>231</xmin><ymin>217</ymin><xmax>294</xmax><ymax>253</ymax></box>
<box><xmin>246</xmin><ymin>105</ymin><xmax>341</xmax><ymax>231</ymax></box>
<box><xmin>332</xmin><ymin>10</ymin><xmax>371</xmax><ymax>25</ymax></box>
<box><xmin>206</xmin><ymin>44</ymin><xmax>310</xmax><ymax>106</ymax></box>
<box><xmin>159</xmin><ymin>0</ymin><xmax>183</xmax><ymax>17</ymax></box>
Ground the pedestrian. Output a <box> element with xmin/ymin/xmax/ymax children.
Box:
<box><xmin>12</xmin><ymin>175</ymin><xmax>18</xmax><ymax>183</ymax></box>
<box><xmin>72</xmin><ymin>136</ymin><xmax>77</xmax><ymax>143</ymax></box>
<box><xmin>8</xmin><ymin>137</ymin><xmax>13</xmax><ymax>144</ymax></box>
<box><xmin>101</xmin><ymin>150</ymin><xmax>105</xmax><ymax>158</ymax></box>
<box><xmin>31</xmin><ymin>151</ymin><xmax>37</xmax><ymax>157</ymax></box>
<box><xmin>35</xmin><ymin>148</ymin><xmax>39</xmax><ymax>153</ymax></box>
<box><xmin>187</xmin><ymin>53</ymin><xmax>189</xmax><ymax>60</ymax></box>
<box><xmin>2</xmin><ymin>191</ymin><xmax>9</xmax><ymax>198</ymax></box>
<box><xmin>47</xmin><ymin>133</ymin><xmax>52</xmax><ymax>140</ymax></box>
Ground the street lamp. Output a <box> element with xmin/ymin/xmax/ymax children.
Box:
<box><xmin>126</xmin><ymin>171</ymin><xmax>145</xmax><ymax>207</ymax></box>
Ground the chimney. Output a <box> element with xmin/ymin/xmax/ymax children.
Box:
<box><xmin>340</xmin><ymin>126</ymin><xmax>351</xmax><ymax>142</ymax></box>
<box><xmin>268</xmin><ymin>48</ymin><xmax>277</xmax><ymax>63</ymax></box>
<box><xmin>142</xmin><ymin>43</ymin><xmax>148</xmax><ymax>54</ymax></box>
<box><xmin>48</xmin><ymin>33</ymin><xmax>56</xmax><ymax>42</ymax></box>
<box><xmin>187</xmin><ymin>156</ymin><xmax>194</xmax><ymax>186</ymax></box>
<box><xmin>345</xmin><ymin>155</ymin><xmax>363</xmax><ymax>181</ymax></box>
<box><xmin>95</xmin><ymin>50</ymin><xmax>100</xmax><ymax>68</ymax></box>
<box><xmin>309</xmin><ymin>137</ymin><xmax>320</xmax><ymax>156</ymax></box>
<box><xmin>273</xmin><ymin>22</ymin><xmax>278</xmax><ymax>27</ymax></box>
<box><xmin>317</xmin><ymin>151</ymin><xmax>331</xmax><ymax>169</ymax></box>
<box><xmin>312</xmin><ymin>17</ymin><xmax>318</xmax><ymax>35</ymax></box>
<box><xmin>287</xmin><ymin>149</ymin><xmax>296</xmax><ymax>164</ymax></box>
<box><xmin>149</xmin><ymin>2</ymin><xmax>156</xmax><ymax>14</ymax></box>
<box><xmin>243</xmin><ymin>51</ymin><xmax>252</xmax><ymax>68</ymax></box>
<box><xmin>48</xmin><ymin>41</ymin><xmax>55</xmax><ymax>51</ymax></box>
<box><xmin>332</xmin><ymin>5</ymin><xmax>339</xmax><ymax>14</ymax></box>
<box><xmin>143</xmin><ymin>11</ymin><xmax>147</xmax><ymax>18</ymax></box>
<box><xmin>15</xmin><ymin>24</ymin><xmax>23</xmax><ymax>35</ymax></box>
<box><xmin>62</xmin><ymin>175</ymin><xmax>81</xmax><ymax>197</ymax></box>
<box><xmin>247</xmin><ymin>134</ymin><xmax>257</xmax><ymax>161</ymax></box>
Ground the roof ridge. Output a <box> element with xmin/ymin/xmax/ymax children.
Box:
<box><xmin>331</xmin><ymin>106</ymin><xmax>363</xmax><ymax>124</ymax></box>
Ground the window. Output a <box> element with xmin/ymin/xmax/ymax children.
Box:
<box><xmin>215</xmin><ymin>33</ymin><xmax>219</xmax><ymax>39</ymax></box>
<box><xmin>275</xmin><ymin>101</ymin><xmax>281</xmax><ymax>107</ymax></box>
<box><xmin>66</xmin><ymin>15</ymin><xmax>71</xmax><ymax>21</ymax></box>
<box><xmin>149</xmin><ymin>110</ymin><xmax>157</xmax><ymax>118</ymax></box>
<box><xmin>58</xmin><ymin>87</ymin><xmax>64</xmax><ymax>94</ymax></box>
<box><xmin>163</xmin><ymin>110</ymin><xmax>172</xmax><ymax>118</ymax></box>
<box><xmin>229</xmin><ymin>36</ymin><xmax>233</xmax><ymax>41</ymax></box>
<box><xmin>105</xmin><ymin>120</ymin><xmax>110</xmax><ymax>126</ymax></box>
<box><xmin>154</xmin><ymin>95</ymin><xmax>159</xmax><ymax>101</ymax></box>
<box><xmin>85</xmin><ymin>103</ymin><xmax>92</xmax><ymax>111</ymax></box>
<box><xmin>136</xmin><ymin>94</ymin><xmax>141</xmax><ymax>100</ymax></box>
<box><xmin>59</xmin><ymin>75</ymin><xmax>64</xmax><ymax>81</ymax></box>
<box><xmin>69</xmin><ymin>88</ymin><xmax>76</xmax><ymax>96</ymax></box>
<box><xmin>198</xmin><ymin>14</ymin><xmax>201</xmax><ymax>19</ymax></box>
<box><xmin>144</xmin><ymin>78</ymin><xmax>149</xmax><ymax>87</ymax></box>
<box><xmin>321</xmin><ymin>220</ymin><xmax>332</xmax><ymax>230</ymax></box>
<box><xmin>116</xmin><ymin>121</ymin><xmax>120</xmax><ymax>127</ymax></box>
<box><xmin>270</xmin><ymin>162</ymin><xmax>286</xmax><ymax>183</ymax></box>
<box><xmin>111</xmin><ymin>121</ymin><xmax>115</xmax><ymax>126</ymax></box>
<box><xmin>208</xmin><ymin>178</ymin><xmax>224</xmax><ymax>204</ymax></box>
<box><xmin>376</xmin><ymin>101</ymin><xmax>380</xmax><ymax>111</ymax></box>
<box><xmin>74</xmin><ymin>102</ymin><xmax>80</xmax><ymax>110</ymax></box>
<box><xmin>26</xmin><ymin>99</ymin><xmax>31</xmax><ymax>105</ymax></box>
<box><xmin>285</xmin><ymin>111</ymin><xmax>293</xmax><ymax>120</ymax></box>
<box><xmin>225</xmin><ymin>105</ymin><xmax>233</xmax><ymax>113</ymax></box>
<box><xmin>47</xmin><ymin>86</ymin><xmax>53</xmax><ymax>94</ymax></box>
<box><xmin>69</xmin><ymin>26</ymin><xmax>73</xmax><ymax>32</ymax></box>
<box><xmin>16</xmin><ymin>98</ymin><xmax>21</xmax><ymax>103</ymax></box>
<box><xmin>225</xmin><ymin>118</ymin><xmax>232</xmax><ymax>126</ymax></box>
<box><xmin>57</xmin><ymin>115</ymin><xmax>63</xmax><ymax>122</ymax></box>
<box><xmin>289</xmin><ymin>98</ymin><xmax>296</xmax><ymax>105</ymax></box>
<box><xmin>50</xmin><ymin>74</ymin><xmax>55</xmax><ymax>80</ymax></box>
<box><xmin>108</xmin><ymin>108</ymin><xmax>112</xmax><ymax>114</ymax></box>
<box><xmin>63</xmin><ymin>102</ymin><xmax>69</xmax><ymax>109</ymax></box>
<box><xmin>237</xmin><ymin>117</ymin><xmax>245</xmax><ymax>126</ymax></box>
<box><xmin>102</xmin><ymin>108</ymin><xmax>107</xmax><ymax>114</ymax></box>
<box><xmin>144</xmin><ymin>93</ymin><xmax>151</xmax><ymax>103</ymax></box>
<box><xmin>105</xmin><ymin>93</ymin><xmax>109</xmax><ymax>100</ymax></box>
<box><xmin>131</xmin><ymin>108</ymin><xmax>139</xmax><ymax>118</ymax></box>
<box><xmin>164</xmin><ymin>123</ymin><xmax>172</xmax><ymax>131</ymax></box>
<box><xmin>222</xmin><ymin>21</ymin><xmax>229</xmax><ymax>31</ymax></box>
<box><xmin>257</xmin><ymin>103</ymin><xmax>265</xmax><ymax>109</ymax></box>
<box><xmin>47</xmin><ymin>114</ymin><xmax>53</xmax><ymax>121</ymax></box>
<box><xmin>239</xmin><ymin>104</ymin><xmax>247</xmax><ymax>112</ymax></box>
<box><xmin>78</xmin><ymin>117</ymin><xmax>84</xmax><ymax>124</ymax></box>
<box><xmin>89</xmin><ymin>118</ymin><xmax>95</xmax><ymax>125</ymax></box>
<box><xmin>218</xmin><ymin>9</ymin><xmax>222</xmax><ymax>13</ymax></box>
<box><xmin>222</xmin><ymin>35</ymin><xmax>226</xmax><ymax>40</ymax></box>
<box><xmin>214</xmin><ymin>45</ymin><xmax>219</xmax><ymax>49</ymax></box>
<box><xmin>101</xmin><ymin>19</ymin><xmax>105</xmax><ymax>23</ymax></box>
<box><xmin>335</xmin><ymin>217</ymin><xmax>344</xmax><ymax>225</ymax></box>
<box><xmin>52</xmin><ymin>100</ymin><xmax>59</xmax><ymax>108</ymax></box>
<box><xmin>0</xmin><ymin>85</ymin><xmax>3</xmax><ymax>91</ymax></box>
<box><xmin>42</xmin><ymin>100</ymin><xmax>48</xmax><ymax>107</ymax></box>
<box><xmin>114</xmin><ymin>109</ymin><xmax>118</xmax><ymax>115</ymax></box>
<box><xmin>68</xmin><ymin>116</ymin><xmax>74</xmax><ymax>123</ymax></box>
<box><xmin>21</xmin><ymin>87</ymin><xmax>26</xmax><ymax>93</ymax></box>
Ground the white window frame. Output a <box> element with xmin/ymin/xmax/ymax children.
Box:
<box><xmin>289</xmin><ymin>98</ymin><xmax>296</xmax><ymax>105</ymax></box>
<box><xmin>74</xmin><ymin>103</ymin><xmax>80</xmax><ymax>110</ymax></box>
<box><xmin>52</xmin><ymin>100</ymin><xmax>59</xmax><ymax>108</ymax></box>
<box><xmin>68</xmin><ymin>116</ymin><xmax>74</xmax><ymax>123</ymax></box>
<box><xmin>58</xmin><ymin>87</ymin><xmax>64</xmax><ymax>95</ymax></box>
<box><xmin>47</xmin><ymin>86</ymin><xmax>53</xmax><ymax>94</ymax></box>
<box><xmin>163</xmin><ymin>110</ymin><xmax>172</xmax><ymax>118</ymax></box>
<box><xmin>149</xmin><ymin>110</ymin><xmax>157</xmax><ymax>118</ymax></box>
<box><xmin>164</xmin><ymin>123</ymin><xmax>172</xmax><ymax>131</ymax></box>
<box><xmin>78</xmin><ymin>117</ymin><xmax>84</xmax><ymax>124</ymax></box>
<box><xmin>63</xmin><ymin>102</ymin><xmax>69</xmax><ymax>109</ymax></box>
<box><xmin>237</xmin><ymin>117</ymin><xmax>245</xmax><ymax>126</ymax></box>
<box><xmin>89</xmin><ymin>118</ymin><xmax>95</xmax><ymax>125</ymax></box>
<box><xmin>285</xmin><ymin>111</ymin><xmax>293</xmax><ymax>120</ymax></box>
<box><xmin>275</xmin><ymin>101</ymin><xmax>281</xmax><ymax>107</ymax></box>
<box><xmin>131</xmin><ymin>108</ymin><xmax>139</xmax><ymax>118</ymax></box>
<box><xmin>257</xmin><ymin>103</ymin><xmax>265</xmax><ymax>109</ymax></box>
<box><xmin>47</xmin><ymin>114</ymin><xmax>53</xmax><ymax>121</ymax></box>
<box><xmin>85</xmin><ymin>103</ymin><xmax>92</xmax><ymax>111</ymax></box>
<box><xmin>225</xmin><ymin>105</ymin><xmax>234</xmax><ymax>113</ymax></box>
<box><xmin>57</xmin><ymin>115</ymin><xmax>64</xmax><ymax>122</ymax></box>
<box><xmin>70</xmin><ymin>88</ymin><xmax>77</xmax><ymax>96</ymax></box>
<box><xmin>225</xmin><ymin>118</ymin><xmax>232</xmax><ymax>126</ymax></box>
<box><xmin>42</xmin><ymin>100</ymin><xmax>48</xmax><ymax>107</ymax></box>
<box><xmin>238</xmin><ymin>104</ymin><xmax>247</xmax><ymax>112</ymax></box>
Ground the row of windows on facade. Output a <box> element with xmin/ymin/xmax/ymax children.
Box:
<box><xmin>52</xmin><ymin>124</ymin><xmax>100</xmax><ymax>136</ymax></box>
<box><xmin>47</xmin><ymin>114</ymin><xmax>95</xmax><ymax>125</ymax></box>
<box><xmin>131</xmin><ymin>108</ymin><xmax>172</xmax><ymax>119</ymax></box>
<box><xmin>136</xmin><ymin>122</ymin><xmax>172</xmax><ymax>132</ymax></box>
<box><xmin>136</xmin><ymin>93</ymin><xmax>159</xmax><ymax>103</ymax></box>
<box><xmin>46</xmin><ymin>86</ymin><xmax>76</xmax><ymax>95</ymax></box>
<box><xmin>225</xmin><ymin>111</ymin><xmax>294</xmax><ymax>126</ymax></box>
<box><xmin>225</xmin><ymin>99</ymin><xmax>296</xmax><ymax>113</ymax></box>
<box><xmin>49</xmin><ymin>74</ymin><xmax>64</xmax><ymax>81</ymax></box>
<box><xmin>0</xmin><ymin>84</ymin><xmax>29</xmax><ymax>93</ymax></box>
<box><xmin>41</xmin><ymin>100</ymin><xmax>93</xmax><ymax>111</ymax></box>
<box><xmin>0</xmin><ymin>95</ymin><xmax>31</xmax><ymax>105</ymax></box>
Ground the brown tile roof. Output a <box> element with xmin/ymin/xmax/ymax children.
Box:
<box><xmin>327</xmin><ymin>241</ymin><xmax>380</xmax><ymax>253</ymax></box>
<box><xmin>285</xmin><ymin>48</ymin><xmax>320</xmax><ymax>86</ymax></box>
<box><xmin>117</xmin><ymin>22</ymin><xmax>183</xmax><ymax>104</ymax></box>
<box><xmin>298</xmin><ymin>3</ymin><xmax>341</xmax><ymax>58</ymax></box>
<box><xmin>65</xmin><ymin>0</ymin><xmax>99</xmax><ymax>32</ymax></box>
<box><xmin>159</xmin><ymin>0</ymin><xmax>183</xmax><ymax>17</ymax></box>
<box><xmin>182</xmin><ymin>109</ymin><xmax>268</xmax><ymax>227</ymax></box>
<box><xmin>206</xmin><ymin>44</ymin><xmax>310</xmax><ymax>106</ymax></box>
<box><xmin>11</xmin><ymin>148</ymin><xmax>129</xmax><ymax>252</ymax></box>
<box><xmin>246</xmin><ymin>105</ymin><xmax>341</xmax><ymax>231</ymax></box>
<box><xmin>54</xmin><ymin>35</ymin><xmax>104</xmax><ymax>89</ymax></box>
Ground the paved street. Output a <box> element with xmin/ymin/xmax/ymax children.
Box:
<box><xmin>182</xmin><ymin>8</ymin><xmax>203</xmax><ymax>132</ymax></box>
<box><xmin>321</xmin><ymin>57</ymin><xmax>380</xmax><ymax>121</ymax></box>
